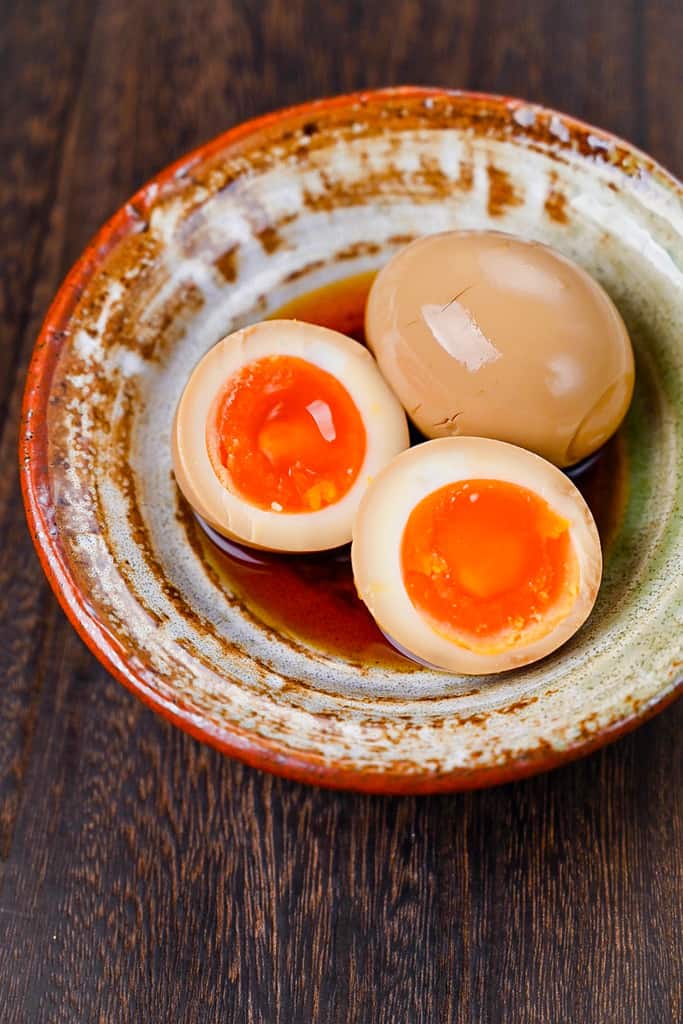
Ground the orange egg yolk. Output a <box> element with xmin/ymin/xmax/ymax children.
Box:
<box><xmin>208</xmin><ymin>355</ymin><xmax>366</xmax><ymax>513</ymax></box>
<box><xmin>401</xmin><ymin>479</ymin><xmax>577</xmax><ymax>648</ymax></box>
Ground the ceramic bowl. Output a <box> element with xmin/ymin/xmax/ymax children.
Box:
<box><xmin>21</xmin><ymin>88</ymin><xmax>683</xmax><ymax>793</ymax></box>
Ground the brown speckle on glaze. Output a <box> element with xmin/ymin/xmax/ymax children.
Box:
<box><xmin>303</xmin><ymin>157</ymin><xmax>451</xmax><ymax>213</ymax></box>
<box><xmin>214</xmin><ymin>246</ymin><xmax>239</xmax><ymax>282</ymax></box>
<box><xmin>498</xmin><ymin>696</ymin><xmax>539</xmax><ymax>714</ymax></box>
<box><xmin>416</xmin><ymin>155</ymin><xmax>451</xmax><ymax>192</ymax></box>
<box><xmin>257</xmin><ymin>225</ymin><xmax>284</xmax><ymax>253</ymax></box>
<box><xmin>487</xmin><ymin>163</ymin><xmax>524</xmax><ymax>215</ymax></box>
<box><xmin>386</xmin><ymin>233</ymin><xmax>416</xmax><ymax>247</ymax></box>
<box><xmin>334</xmin><ymin>241</ymin><xmax>381</xmax><ymax>261</ymax></box>
<box><xmin>282</xmin><ymin>260</ymin><xmax>327</xmax><ymax>284</ymax></box>
<box><xmin>137</xmin><ymin>282</ymin><xmax>205</xmax><ymax>362</ymax></box>
<box><xmin>545</xmin><ymin>174</ymin><xmax>569</xmax><ymax>223</ymax></box>
<box><xmin>456</xmin><ymin>160</ymin><xmax>474</xmax><ymax>191</ymax></box>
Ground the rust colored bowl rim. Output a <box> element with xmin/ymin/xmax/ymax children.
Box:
<box><xmin>20</xmin><ymin>87</ymin><xmax>683</xmax><ymax>794</ymax></box>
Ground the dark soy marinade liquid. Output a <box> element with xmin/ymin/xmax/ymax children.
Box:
<box><xmin>201</xmin><ymin>271</ymin><xmax>626</xmax><ymax>670</ymax></box>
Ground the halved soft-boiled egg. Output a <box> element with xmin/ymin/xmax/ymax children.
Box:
<box><xmin>365</xmin><ymin>230</ymin><xmax>635</xmax><ymax>467</ymax></box>
<box><xmin>351</xmin><ymin>437</ymin><xmax>602</xmax><ymax>674</ymax></box>
<box><xmin>172</xmin><ymin>319</ymin><xmax>409</xmax><ymax>552</ymax></box>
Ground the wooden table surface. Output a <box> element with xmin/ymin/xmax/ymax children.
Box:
<box><xmin>2</xmin><ymin>1</ymin><xmax>682</xmax><ymax>1020</ymax></box>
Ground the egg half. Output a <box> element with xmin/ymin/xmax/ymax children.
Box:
<box><xmin>351</xmin><ymin>437</ymin><xmax>602</xmax><ymax>674</ymax></box>
<box><xmin>172</xmin><ymin>319</ymin><xmax>409</xmax><ymax>552</ymax></box>
<box><xmin>365</xmin><ymin>230</ymin><xmax>635</xmax><ymax>467</ymax></box>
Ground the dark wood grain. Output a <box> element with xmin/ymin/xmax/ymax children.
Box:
<box><xmin>1</xmin><ymin>1</ymin><xmax>681</xmax><ymax>1021</ymax></box>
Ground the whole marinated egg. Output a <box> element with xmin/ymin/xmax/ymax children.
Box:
<box><xmin>351</xmin><ymin>437</ymin><xmax>602</xmax><ymax>674</ymax></box>
<box><xmin>365</xmin><ymin>231</ymin><xmax>635</xmax><ymax>467</ymax></box>
<box><xmin>173</xmin><ymin>319</ymin><xmax>409</xmax><ymax>552</ymax></box>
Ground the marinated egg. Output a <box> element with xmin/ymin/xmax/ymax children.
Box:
<box><xmin>351</xmin><ymin>437</ymin><xmax>602</xmax><ymax>674</ymax></box>
<box><xmin>173</xmin><ymin>319</ymin><xmax>409</xmax><ymax>552</ymax></box>
<box><xmin>365</xmin><ymin>231</ymin><xmax>635</xmax><ymax>467</ymax></box>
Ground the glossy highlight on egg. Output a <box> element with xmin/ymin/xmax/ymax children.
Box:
<box><xmin>365</xmin><ymin>230</ymin><xmax>635</xmax><ymax>467</ymax></box>
<box><xmin>351</xmin><ymin>437</ymin><xmax>603</xmax><ymax>674</ymax></box>
<box><xmin>173</xmin><ymin>319</ymin><xmax>410</xmax><ymax>552</ymax></box>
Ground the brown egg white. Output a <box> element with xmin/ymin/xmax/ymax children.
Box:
<box><xmin>173</xmin><ymin>319</ymin><xmax>409</xmax><ymax>552</ymax></box>
<box><xmin>351</xmin><ymin>437</ymin><xmax>602</xmax><ymax>674</ymax></box>
<box><xmin>365</xmin><ymin>230</ymin><xmax>635</xmax><ymax>467</ymax></box>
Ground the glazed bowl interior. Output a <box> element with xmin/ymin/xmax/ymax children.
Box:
<box><xmin>24</xmin><ymin>89</ymin><xmax>682</xmax><ymax>791</ymax></box>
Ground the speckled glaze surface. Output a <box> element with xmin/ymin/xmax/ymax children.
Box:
<box><xmin>21</xmin><ymin>88</ymin><xmax>683</xmax><ymax>793</ymax></box>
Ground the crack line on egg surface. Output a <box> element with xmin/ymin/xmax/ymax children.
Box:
<box><xmin>434</xmin><ymin>411</ymin><xmax>464</xmax><ymax>431</ymax></box>
<box><xmin>441</xmin><ymin>284</ymin><xmax>474</xmax><ymax>312</ymax></box>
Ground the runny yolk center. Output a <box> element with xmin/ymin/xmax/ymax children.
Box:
<box><xmin>401</xmin><ymin>479</ymin><xmax>577</xmax><ymax>647</ymax></box>
<box><xmin>207</xmin><ymin>355</ymin><xmax>366</xmax><ymax>513</ymax></box>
